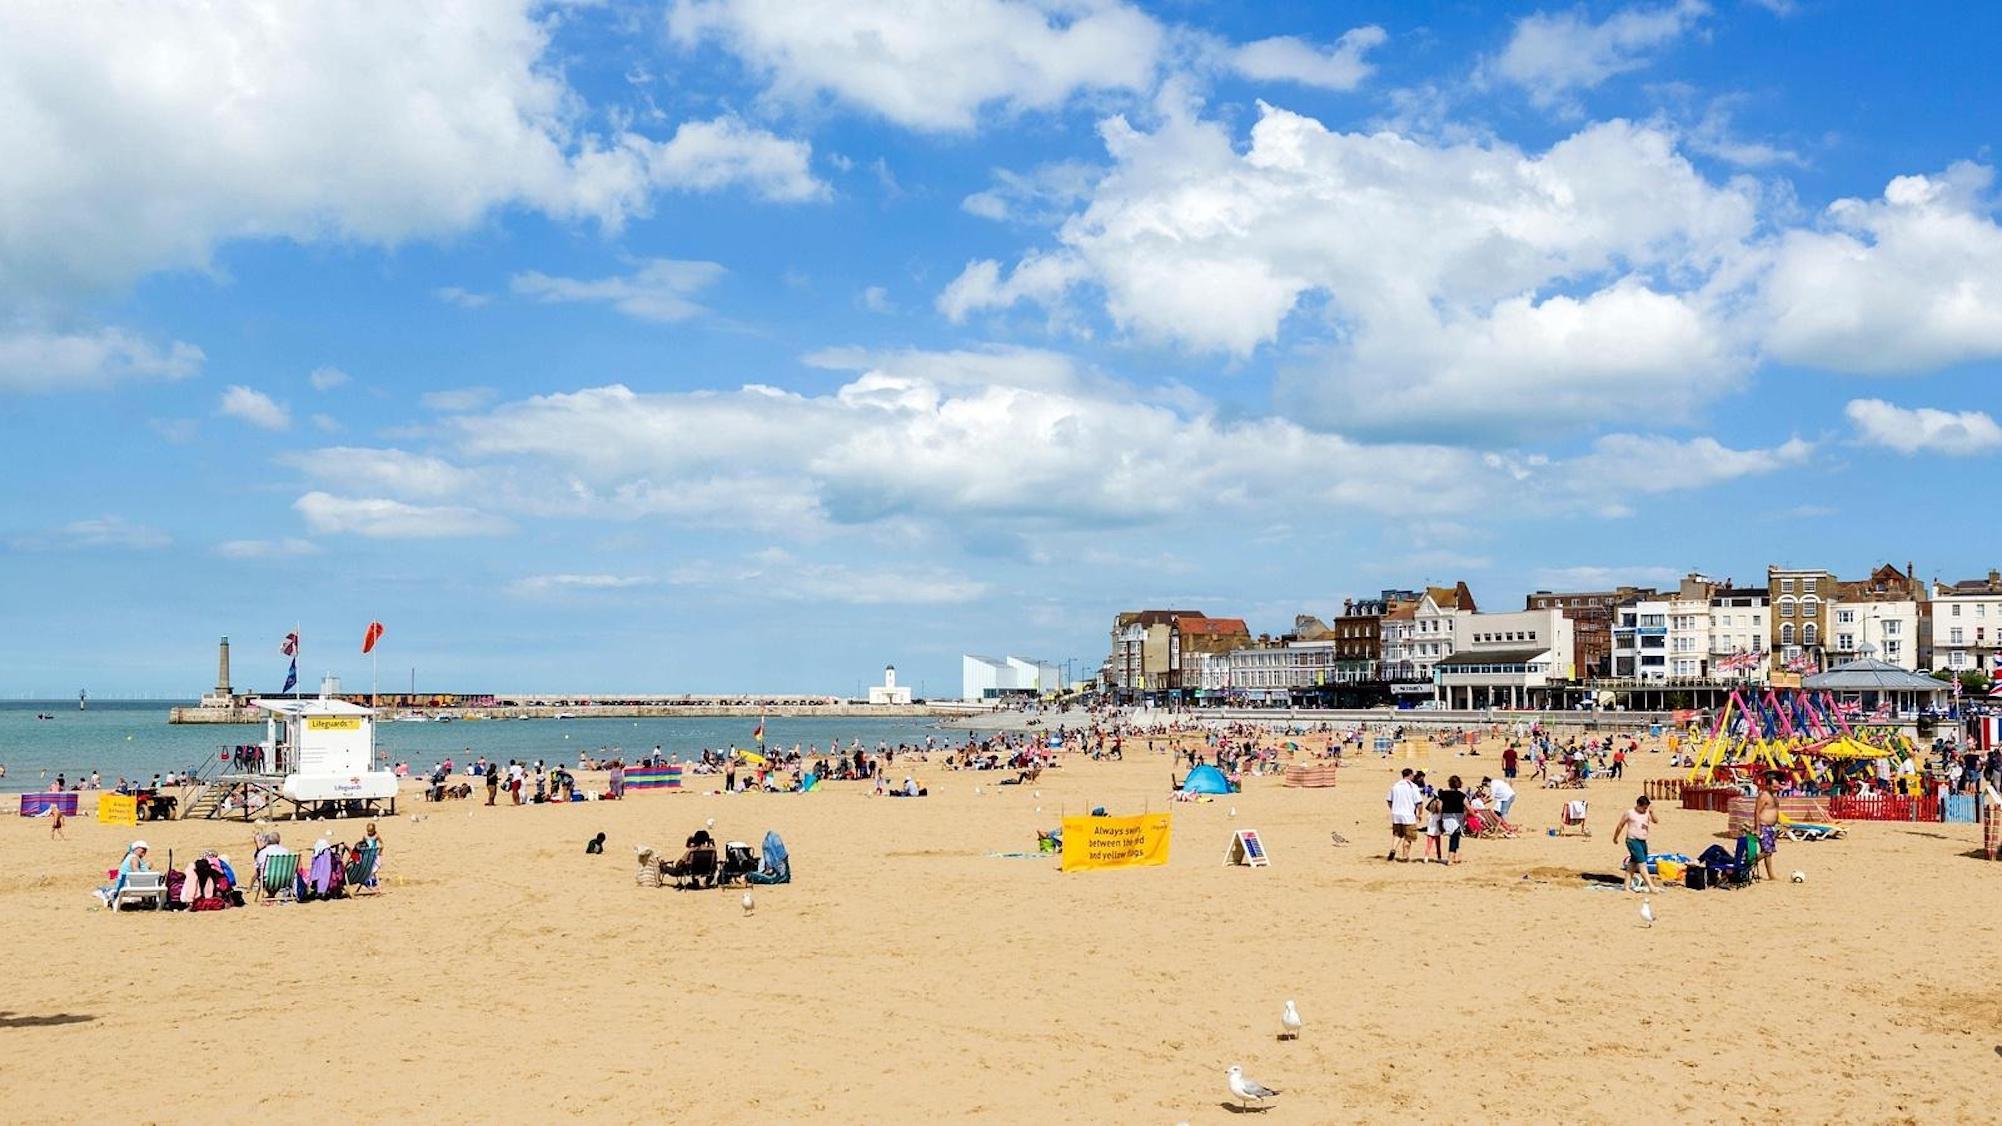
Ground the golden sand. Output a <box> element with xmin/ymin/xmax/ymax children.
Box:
<box><xmin>4</xmin><ymin>736</ymin><xmax>1997</xmax><ymax>1123</ymax></box>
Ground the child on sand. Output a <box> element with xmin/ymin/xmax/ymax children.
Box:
<box><xmin>50</xmin><ymin>806</ymin><xmax>65</xmax><ymax>839</ymax></box>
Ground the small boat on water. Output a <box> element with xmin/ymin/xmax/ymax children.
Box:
<box><xmin>391</xmin><ymin>713</ymin><xmax>433</xmax><ymax>723</ymax></box>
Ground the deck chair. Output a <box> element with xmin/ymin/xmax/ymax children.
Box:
<box><xmin>113</xmin><ymin>870</ymin><xmax>169</xmax><ymax>911</ymax></box>
<box><xmin>664</xmin><ymin>846</ymin><xmax>718</xmax><ymax>890</ymax></box>
<box><xmin>346</xmin><ymin>842</ymin><xmax>382</xmax><ymax>895</ymax></box>
<box><xmin>1779</xmin><ymin>815</ymin><xmax>1845</xmax><ymax>841</ymax></box>
<box><xmin>257</xmin><ymin>851</ymin><xmax>299</xmax><ymax>904</ymax></box>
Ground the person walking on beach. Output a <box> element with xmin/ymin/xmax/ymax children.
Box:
<box><xmin>1613</xmin><ymin>795</ymin><xmax>1659</xmax><ymax>893</ymax></box>
<box><xmin>50</xmin><ymin>805</ymin><xmax>65</xmax><ymax>839</ymax></box>
<box><xmin>1502</xmin><ymin>744</ymin><xmax>1518</xmax><ymax>779</ymax></box>
<box><xmin>1437</xmin><ymin>776</ymin><xmax>1469</xmax><ymax>864</ymax></box>
<box><xmin>484</xmin><ymin>762</ymin><xmax>499</xmax><ymax>806</ymax></box>
<box><xmin>1387</xmin><ymin>768</ymin><xmax>1421</xmax><ymax>862</ymax></box>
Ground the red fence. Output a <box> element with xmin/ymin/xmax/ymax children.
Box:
<box><xmin>1645</xmin><ymin>779</ymin><xmax>1685</xmax><ymax>802</ymax></box>
<box><xmin>1827</xmin><ymin>795</ymin><xmax>1940</xmax><ymax>822</ymax></box>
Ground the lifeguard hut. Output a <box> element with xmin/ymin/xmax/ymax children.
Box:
<box><xmin>179</xmin><ymin>688</ymin><xmax>397</xmax><ymax>821</ymax></box>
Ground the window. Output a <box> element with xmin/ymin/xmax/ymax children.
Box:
<box><xmin>1952</xmin><ymin>604</ymin><xmax>1962</xmax><ymax>617</ymax></box>
<box><xmin>1804</xmin><ymin>578</ymin><xmax>1818</xmax><ymax>593</ymax></box>
<box><xmin>1950</xmin><ymin>650</ymin><xmax>1968</xmax><ymax>669</ymax></box>
<box><xmin>1803</xmin><ymin>623</ymin><xmax>1818</xmax><ymax>646</ymax></box>
<box><xmin>1884</xmin><ymin>620</ymin><xmax>1901</xmax><ymax>636</ymax></box>
<box><xmin>1781</xmin><ymin>624</ymin><xmax>1795</xmax><ymax>645</ymax></box>
<box><xmin>1780</xmin><ymin>600</ymin><xmax>1795</xmax><ymax>617</ymax></box>
<box><xmin>1885</xmin><ymin>640</ymin><xmax>1902</xmax><ymax>659</ymax></box>
<box><xmin>1837</xmin><ymin>633</ymin><xmax>1854</xmax><ymax>651</ymax></box>
<box><xmin>1781</xmin><ymin>579</ymin><xmax>1795</xmax><ymax>593</ymax></box>
<box><xmin>1836</xmin><ymin>610</ymin><xmax>1855</xmax><ymax>624</ymax></box>
<box><xmin>1951</xmin><ymin>628</ymin><xmax>1965</xmax><ymax>644</ymax></box>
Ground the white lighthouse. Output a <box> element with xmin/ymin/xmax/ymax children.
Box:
<box><xmin>868</xmin><ymin>664</ymin><xmax>913</xmax><ymax>705</ymax></box>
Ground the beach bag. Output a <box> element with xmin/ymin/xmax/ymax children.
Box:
<box><xmin>1683</xmin><ymin>864</ymin><xmax>1707</xmax><ymax>891</ymax></box>
<box><xmin>192</xmin><ymin>896</ymin><xmax>228</xmax><ymax>912</ymax></box>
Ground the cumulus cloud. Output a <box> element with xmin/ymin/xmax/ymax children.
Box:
<box><xmin>960</xmin><ymin>161</ymin><xmax>1101</xmax><ymax>224</ymax></box>
<box><xmin>512</xmin><ymin>259</ymin><xmax>726</xmax><ymax>322</ymax></box>
<box><xmin>283</xmin><ymin>447</ymin><xmax>482</xmax><ymax>499</ymax></box>
<box><xmin>670</xmin><ymin>548</ymin><xmax>988</xmax><ymax>605</ymax></box>
<box><xmin>1845</xmin><ymin>399</ymin><xmax>2002</xmax><ymax>456</ymax></box>
<box><xmin>1557</xmin><ymin>434</ymin><xmax>1814</xmax><ymax>515</ymax></box>
<box><xmin>434</xmin><ymin>287</ymin><xmax>493</xmax><ymax>309</ymax></box>
<box><xmin>667</xmin><ymin>0</ymin><xmax>1164</xmax><ymax>132</ymax></box>
<box><xmin>945</xmin><ymin>102</ymin><xmax>1759</xmax><ymax>434</ymax></box>
<box><xmin>293</xmin><ymin>492</ymin><xmax>510</xmax><ymax>539</ymax></box>
<box><xmin>216</xmin><ymin>538</ymin><xmax>322</xmax><ymax>559</ymax></box>
<box><xmin>1758</xmin><ymin>163</ymin><xmax>2002</xmax><ymax>373</ymax></box>
<box><xmin>218</xmin><ymin>385</ymin><xmax>291</xmax><ymax>430</ymax></box>
<box><xmin>1229</xmin><ymin>27</ymin><xmax>1388</xmax><ymax>91</ymax></box>
<box><xmin>0</xmin><ymin>326</ymin><xmax>202</xmax><ymax>393</ymax></box>
<box><xmin>0</xmin><ymin>2</ymin><xmax>823</xmax><ymax>295</ymax></box>
<box><xmin>1492</xmin><ymin>0</ymin><xmax>1710</xmax><ymax>107</ymax></box>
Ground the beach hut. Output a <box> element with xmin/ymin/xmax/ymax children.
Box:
<box><xmin>262</xmin><ymin>697</ymin><xmax>398</xmax><ymax>817</ymax></box>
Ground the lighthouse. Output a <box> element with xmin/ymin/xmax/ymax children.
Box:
<box><xmin>201</xmin><ymin>637</ymin><xmax>235</xmax><ymax>708</ymax></box>
<box><xmin>867</xmin><ymin>664</ymin><xmax>913</xmax><ymax>705</ymax></box>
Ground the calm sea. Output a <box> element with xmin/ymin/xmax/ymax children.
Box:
<box><xmin>0</xmin><ymin>700</ymin><xmax>951</xmax><ymax>791</ymax></box>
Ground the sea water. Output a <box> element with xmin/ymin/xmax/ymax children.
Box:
<box><xmin>0</xmin><ymin>700</ymin><xmax>952</xmax><ymax>791</ymax></box>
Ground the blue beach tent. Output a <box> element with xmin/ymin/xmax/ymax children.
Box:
<box><xmin>1181</xmin><ymin>764</ymin><xmax>1232</xmax><ymax>795</ymax></box>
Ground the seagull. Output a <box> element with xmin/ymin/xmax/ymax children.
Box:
<box><xmin>1280</xmin><ymin>1000</ymin><xmax>1302</xmax><ymax>1040</ymax></box>
<box><xmin>1640</xmin><ymin>900</ymin><xmax>1655</xmax><ymax>927</ymax></box>
<box><xmin>1228</xmin><ymin>1065</ymin><xmax>1278</xmax><ymax>1109</ymax></box>
<box><xmin>706</xmin><ymin>817</ymin><xmax>716</xmax><ymax>829</ymax></box>
<box><xmin>741</xmin><ymin>891</ymin><xmax>755</xmax><ymax>915</ymax></box>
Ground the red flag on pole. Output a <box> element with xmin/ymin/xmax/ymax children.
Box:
<box><xmin>362</xmin><ymin>621</ymin><xmax>385</xmax><ymax>654</ymax></box>
<box><xmin>280</xmin><ymin>631</ymin><xmax>298</xmax><ymax>657</ymax></box>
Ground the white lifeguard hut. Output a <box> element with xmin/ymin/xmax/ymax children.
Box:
<box><xmin>252</xmin><ymin>694</ymin><xmax>398</xmax><ymax>814</ymax></box>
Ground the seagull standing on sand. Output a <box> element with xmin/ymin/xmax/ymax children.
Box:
<box><xmin>1227</xmin><ymin>1065</ymin><xmax>1278</xmax><ymax>1109</ymax></box>
<box><xmin>1640</xmin><ymin>900</ymin><xmax>1655</xmax><ymax>927</ymax></box>
<box><xmin>741</xmin><ymin>891</ymin><xmax>755</xmax><ymax>915</ymax></box>
<box><xmin>1280</xmin><ymin>1000</ymin><xmax>1302</xmax><ymax>1040</ymax></box>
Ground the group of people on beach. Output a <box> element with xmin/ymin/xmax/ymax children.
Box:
<box><xmin>1384</xmin><ymin>768</ymin><xmax>1520</xmax><ymax>863</ymax></box>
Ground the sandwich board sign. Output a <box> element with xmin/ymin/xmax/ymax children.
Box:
<box><xmin>1225</xmin><ymin>829</ymin><xmax>1269</xmax><ymax>867</ymax></box>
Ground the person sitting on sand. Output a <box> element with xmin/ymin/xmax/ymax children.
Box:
<box><xmin>586</xmin><ymin>832</ymin><xmax>606</xmax><ymax>854</ymax></box>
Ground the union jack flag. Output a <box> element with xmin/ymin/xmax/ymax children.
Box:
<box><xmin>280</xmin><ymin>631</ymin><xmax>299</xmax><ymax>657</ymax></box>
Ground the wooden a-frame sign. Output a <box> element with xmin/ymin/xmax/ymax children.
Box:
<box><xmin>1226</xmin><ymin>829</ymin><xmax>1270</xmax><ymax>867</ymax></box>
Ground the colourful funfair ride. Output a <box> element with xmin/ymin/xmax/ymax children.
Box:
<box><xmin>1686</xmin><ymin>685</ymin><xmax>1910</xmax><ymax>787</ymax></box>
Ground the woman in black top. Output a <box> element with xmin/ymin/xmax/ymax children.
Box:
<box><xmin>1437</xmin><ymin>775</ymin><xmax>1470</xmax><ymax>864</ymax></box>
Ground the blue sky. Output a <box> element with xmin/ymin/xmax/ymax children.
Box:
<box><xmin>2</xmin><ymin>0</ymin><xmax>1999</xmax><ymax>697</ymax></box>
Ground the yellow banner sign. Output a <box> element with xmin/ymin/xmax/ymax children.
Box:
<box><xmin>1060</xmin><ymin>813</ymin><xmax>1172</xmax><ymax>872</ymax></box>
<box><xmin>307</xmin><ymin>716</ymin><xmax>363</xmax><ymax>731</ymax></box>
<box><xmin>97</xmin><ymin>794</ymin><xmax>138</xmax><ymax>827</ymax></box>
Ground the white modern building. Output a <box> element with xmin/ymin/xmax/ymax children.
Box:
<box><xmin>1187</xmin><ymin>640</ymin><xmax>1338</xmax><ymax>701</ymax></box>
<box><xmin>868</xmin><ymin>665</ymin><xmax>914</xmax><ymax>705</ymax></box>
<box><xmin>1434</xmin><ymin>607</ymin><xmax>1574</xmax><ymax>709</ymax></box>
<box><xmin>1614</xmin><ymin>576</ymin><xmax>1715</xmax><ymax>681</ymax></box>
<box><xmin>960</xmin><ymin>655</ymin><xmax>1059</xmax><ymax>701</ymax></box>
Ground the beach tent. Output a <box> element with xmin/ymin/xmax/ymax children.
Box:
<box><xmin>1181</xmin><ymin>764</ymin><xmax>1232</xmax><ymax>795</ymax></box>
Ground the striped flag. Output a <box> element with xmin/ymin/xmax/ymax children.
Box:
<box><xmin>752</xmin><ymin>719</ymin><xmax>765</xmax><ymax>744</ymax></box>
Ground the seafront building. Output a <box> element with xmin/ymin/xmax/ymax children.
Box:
<box><xmin>1102</xmin><ymin>558</ymin><xmax>1994</xmax><ymax>711</ymax></box>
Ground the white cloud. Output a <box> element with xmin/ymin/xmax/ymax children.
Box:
<box><xmin>421</xmin><ymin>387</ymin><xmax>499</xmax><ymax>412</ymax></box>
<box><xmin>1845</xmin><ymin>398</ymin><xmax>2002</xmax><ymax>456</ymax></box>
<box><xmin>1558</xmin><ymin>434</ymin><xmax>1813</xmax><ymax>515</ymax></box>
<box><xmin>947</xmin><ymin>102</ymin><xmax>1758</xmax><ymax>434</ymax></box>
<box><xmin>1758</xmin><ymin>164</ymin><xmax>2002</xmax><ymax>373</ymax></box>
<box><xmin>667</xmin><ymin>0</ymin><xmax>1164</xmax><ymax>132</ymax></box>
<box><xmin>509</xmin><ymin>573</ymin><xmax>655</xmax><ymax>596</ymax></box>
<box><xmin>310</xmin><ymin>413</ymin><xmax>341</xmax><ymax>434</ymax></box>
<box><xmin>216</xmin><ymin>538</ymin><xmax>322</xmax><ymax>559</ymax></box>
<box><xmin>284</xmin><ymin>447</ymin><xmax>481</xmax><ymax>499</ymax></box>
<box><xmin>1229</xmin><ymin>27</ymin><xmax>1387</xmax><ymax>91</ymax></box>
<box><xmin>512</xmin><ymin>259</ymin><xmax>726</xmax><ymax>322</ymax></box>
<box><xmin>670</xmin><ymin>548</ymin><xmax>988</xmax><ymax>605</ymax></box>
<box><xmin>218</xmin><ymin>385</ymin><xmax>291</xmax><ymax>430</ymax></box>
<box><xmin>0</xmin><ymin>2</ymin><xmax>823</xmax><ymax>295</ymax></box>
<box><xmin>0</xmin><ymin>325</ymin><xmax>202</xmax><ymax>393</ymax></box>
<box><xmin>307</xmin><ymin>365</ymin><xmax>349</xmax><ymax>391</ymax></box>
<box><xmin>434</xmin><ymin>286</ymin><xmax>493</xmax><ymax>309</ymax></box>
<box><xmin>293</xmin><ymin>491</ymin><xmax>509</xmax><ymax>539</ymax></box>
<box><xmin>1493</xmin><ymin>0</ymin><xmax>1710</xmax><ymax>107</ymax></box>
<box><xmin>960</xmin><ymin>160</ymin><xmax>1100</xmax><ymax>224</ymax></box>
<box><xmin>11</xmin><ymin>515</ymin><xmax>171</xmax><ymax>552</ymax></box>
<box><xmin>149</xmin><ymin>418</ymin><xmax>200</xmax><ymax>445</ymax></box>
<box><xmin>859</xmin><ymin>285</ymin><xmax>895</xmax><ymax>314</ymax></box>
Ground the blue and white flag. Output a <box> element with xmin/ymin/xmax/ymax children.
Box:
<box><xmin>282</xmin><ymin>658</ymin><xmax>297</xmax><ymax>694</ymax></box>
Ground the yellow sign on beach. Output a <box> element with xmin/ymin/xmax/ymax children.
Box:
<box><xmin>307</xmin><ymin>716</ymin><xmax>363</xmax><ymax>731</ymax></box>
<box><xmin>97</xmin><ymin>794</ymin><xmax>138</xmax><ymax>827</ymax></box>
<box><xmin>1060</xmin><ymin>813</ymin><xmax>1172</xmax><ymax>873</ymax></box>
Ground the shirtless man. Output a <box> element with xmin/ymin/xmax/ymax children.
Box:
<box><xmin>1753</xmin><ymin>774</ymin><xmax>1782</xmax><ymax>882</ymax></box>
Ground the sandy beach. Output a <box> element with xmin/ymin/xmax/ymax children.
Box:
<box><xmin>4</xmin><ymin>733</ymin><xmax>1998</xmax><ymax>1124</ymax></box>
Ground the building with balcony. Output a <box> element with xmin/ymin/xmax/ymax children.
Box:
<box><xmin>1829</xmin><ymin>563</ymin><xmax>1927</xmax><ymax>671</ymax></box>
<box><xmin>1934</xmin><ymin>569</ymin><xmax>2002</xmax><ymax>676</ymax></box>
<box><xmin>1708</xmin><ymin>585</ymin><xmax>1770</xmax><ymax>682</ymax></box>
<box><xmin>1526</xmin><ymin>586</ymin><xmax>1656</xmax><ymax>679</ymax></box>
<box><xmin>1435</xmin><ymin>607</ymin><xmax>1574</xmax><ymax>709</ymax></box>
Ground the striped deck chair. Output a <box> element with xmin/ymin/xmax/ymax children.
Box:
<box><xmin>346</xmin><ymin>842</ymin><xmax>382</xmax><ymax>895</ymax></box>
<box><xmin>258</xmin><ymin>851</ymin><xmax>299</xmax><ymax>904</ymax></box>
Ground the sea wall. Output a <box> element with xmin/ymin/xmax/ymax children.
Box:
<box><xmin>168</xmin><ymin>702</ymin><xmax>995</xmax><ymax>724</ymax></box>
